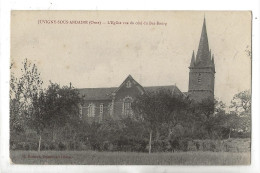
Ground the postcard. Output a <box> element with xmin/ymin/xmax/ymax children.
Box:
<box><xmin>9</xmin><ymin>10</ymin><xmax>251</xmax><ymax>166</ymax></box>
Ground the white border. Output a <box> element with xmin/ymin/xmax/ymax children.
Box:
<box><xmin>1</xmin><ymin>0</ymin><xmax>259</xmax><ymax>173</ymax></box>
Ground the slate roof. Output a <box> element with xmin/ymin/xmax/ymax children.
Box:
<box><xmin>143</xmin><ymin>85</ymin><xmax>181</xmax><ymax>94</ymax></box>
<box><xmin>78</xmin><ymin>87</ymin><xmax>117</xmax><ymax>101</ymax></box>
<box><xmin>78</xmin><ymin>85</ymin><xmax>183</xmax><ymax>101</ymax></box>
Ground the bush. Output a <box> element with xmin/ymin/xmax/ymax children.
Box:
<box><xmin>58</xmin><ymin>142</ymin><xmax>66</xmax><ymax>150</ymax></box>
<box><xmin>10</xmin><ymin>141</ymin><xmax>38</xmax><ymax>150</ymax></box>
<box><xmin>10</xmin><ymin>141</ymin><xmax>16</xmax><ymax>150</ymax></box>
<box><xmin>29</xmin><ymin>142</ymin><xmax>38</xmax><ymax>150</ymax></box>
<box><xmin>210</xmin><ymin>142</ymin><xmax>216</xmax><ymax>152</ymax></box>
<box><xmin>76</xmin><ymin>142</ymin><xmax>91</xmax><ymax>150</ymax></box>
<box><xmin>82</xmin><ymin>142</ymin><xmax>92</xmax><ymax>150</ymax></box>
<box><xmin>112</xmin><ymin>136</ymin><xmax>148</xmax><ymax>152</ymax></box>
<box><xmin>179</xmin><ymin>138</ymin><xmax>191</xmax><ymax>151</ymax></box>
<box><xmin>49</xmin><ymin>142</ymin><xmax>58</xmax><ymax>150</ymax></box>
<box><xmin>68</xmin><ymin>141</ymin><xmax>81</xmax><ymax>150</ymax></box>
<box><xmin>11</xmin><ymin>142</ymin><xmax>25</xmax><ymax>150</ymax></box>
<box><xmin>169</xmin><ymin>138</ymin><xmax>180</xmax><ymax>151</ymax></box>
<box><xmin>232</xmin><ymin>131</ymin><xmax>251</xmax><ymax>138</ymax></box>
<box><xmin>130</xmin><ymin>138</ymin><xmax>148</xmax><ymax>152</ymax></box>
<box><xmin>152</xmin><ymin>140</ymin><xmax>170</xmax><ymax>152</ymax></box>
<box><xmin>41</xmin><ymin>142</ymin><xmax>50</xmax><ymax>150</ymax></box>
<box><xmin>103</xmin><ymin>141</ymin><xmax>114</xmax><ymax>151</ymax></box>
<box><xmin>187</xmin><ymin>141</ymin><xmax>197</xmax><ymax>151</ymax></box>
<box><xmin>89</xmin><ymin>138</ymin><xmax>103</xmax><ymax>151</ymax></box>
<box><xmin>195</xmin><ymin>141</ymin><xmax>200</xmax><ymax>150</ymax></box>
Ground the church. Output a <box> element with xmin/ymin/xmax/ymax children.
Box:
<box><xmin>78</xmin><ymin>18</ymin><xmax>216</xmax><ymax>123</ymax></box>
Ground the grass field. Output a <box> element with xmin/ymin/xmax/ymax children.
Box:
<box><xmin>10</xmin><ymin>150</ymin><xmax>250</xmax><ymax>165</ymax></box>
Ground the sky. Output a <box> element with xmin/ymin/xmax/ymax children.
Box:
<box><xmin>11</xmin><ymin>11</ymin><xmax>251</xmax><ymax>105</ymax></box>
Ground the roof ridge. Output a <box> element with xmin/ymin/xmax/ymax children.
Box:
<box><xmin>78</xmin><ymin>87</ymin><xmax>117</xmax><ymax>89</ymax></box>
<box><xmin>143</xmin><ymin>85</ymin><xmax>176</xmax><ymax>87</ymax></box>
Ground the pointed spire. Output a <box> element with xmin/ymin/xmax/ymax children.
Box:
<box><xmin>209</xmin><ymin>49</ymin><xmax>212</xmax><ymax>66</ymax></box>
<box><xmin>196</xmin><ymin>17</ymin><xmax>210</xmax><ymax>66</ymax></box>
<box><xmin>190</xmin><ymin>50</ymin><xmax>196</xmax><ymax>67</ymax></box>
<box><xmin>212</xmin><ymin>54</ymin><xmax>215</xmax><ymax>73</ymax></box>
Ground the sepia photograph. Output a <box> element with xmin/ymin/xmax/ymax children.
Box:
<box><xmin>9</xmin><ymin>11</ymin><xmax>252</xmax><ymax>165</ymax></box>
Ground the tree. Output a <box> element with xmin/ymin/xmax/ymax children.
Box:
<box><xmin>132</xmin><ymin>91</ymin><xmax>160</xmax><ymax>153</ymax></box>
<box><xmin>214</xmin><ymin>98</ymin><xmax>226</xmax><ymax>114</ymax></box>
<box><xmin>10</xmin><ymin>59</ymin><xmax>43</xmax><ymax>139</ymax></box>
<box><xmin>188</xmin><ymin>98</ymin><xmax>227</xmax><ymax>139</ymax></box>
<box><xmin>29</xmin><ymin>91</ymin><xmax>46</xmax><ymax>151</ymax></box>
<box><xmin>196</xmin><ymin>98</ymin><xmax>215</xmax><ymax>119</ymax></box>
<box><xmin>188</xmin><ymin>98</ymin><xmax>214</xmax><ymax>138</ymax></box>
<box><xmin>41</xmin><ymin>82</ymin><xmax>83</xmax><ymax>143</ymax></box>
<box><xmin>132</xmin><ymin>89</ymin><xmax>189</xmax><ymax>153</ymax></box>
<box><xmin>230</xmin><ymin>90</ymin><xmax>251</xmax><ymax>132</ymax></box>
<box><xmin>220</xmin><ymin>113</ymin><xmax>240</xmax><ymax>139</ymax></box>
<box><xmin>10</xmin><ymin>58</ymin><xmax>84</xmax><ymax>151</ymax></box>
<box><xmin>87</xmin><ymin>118</ymin><xmax>128</xmax><ymax>151</ymax></box>
<box><xmin>28</xmin><ymin>82</ymin><xmax>84</xmax><ymax>151</ymax></box>
<box><xmin>230</xmin><ymin>90</ymin><xmax>251</xmax><ymax>116</ymax></box>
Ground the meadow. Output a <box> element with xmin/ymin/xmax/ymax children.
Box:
<box><xmin>10</xmin><ymin>150</ymin><xmax>250</xmax><ymax>165</ymax></box>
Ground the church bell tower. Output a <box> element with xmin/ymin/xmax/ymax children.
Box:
<box><xmin>188</xmin><ymin>18</ymin><xmax>215</xmax><ymax>102</ymax></box>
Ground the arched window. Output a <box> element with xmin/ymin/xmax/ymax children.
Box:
<box><xmin>123</xmin><ymin>96</ymin><xmax>133</xmax><ymax>117</ymax></box>
<box><xmin>88</xmin><ymin>103</ymin><xmax>95</xmax><ymax>117</ymax></box>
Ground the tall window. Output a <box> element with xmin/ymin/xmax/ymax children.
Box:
<box><xmin>99</xmin><ymin>104</ymin><xmax>103</xmax><ymax>122</ymax></box>
<box><xmin>123</xmin><ymin>97</ymin><xmax>133</xmax><ymax>117</ymax></box>
<box><xmin>79</xmin><ymin>105</ymin><xmax>83</xmax><ymax>119</ymax></box>
<box><xmin>88</xmin><ymin>103</ymin><xmax>95</xmax><ymax>117</ymax></box>
<box><xmin>198</xmin><ymin>73</ymin><xmax>202</xmax><ymax>83</ymax></box>
<box><xmin>100</xmin><ymin>104</ymin><xmax>103</xmax><ymax>114</ymax></box>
